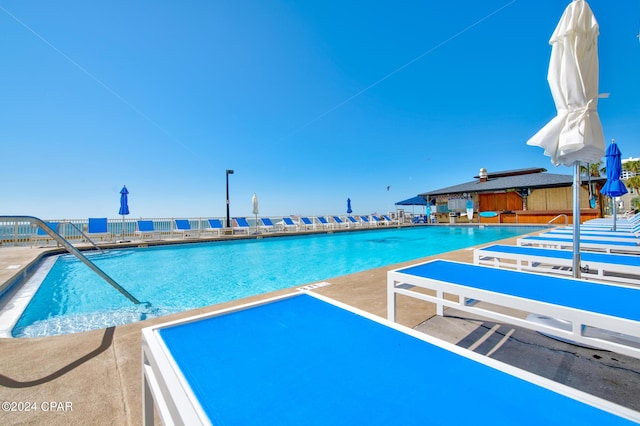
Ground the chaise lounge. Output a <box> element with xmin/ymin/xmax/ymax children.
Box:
<box><xmin>233</xmin><ymin>217</ymin><xmax>251</xmax><ymax>235</ymax></box>
<box><xmin>30</xmin><ymin>221</ymin><xmax>60</xmax><ymax>247</ymax></box>
<box><xmin>280</xmin><ymin>217</ymin><xmax>299</xmax><ymax>232</ymax></box>
<box><xmin>203</xmin><ymin>219</ymin><xmax>224</xmax><ymax>237</ymax></box>
<box><xmin>316</xmin><ymin>216</ymin><xmax>332</xmax><ymax>229</ymax></box>
<box><xmin>388</xmin><ymin>259</ymin><xmax>640</xmax><ymax>359</ymax></box>
<box><xmin>258</xmin><ymin>218</ymin><xmax>276</xmax><ymax>233</ymax></box>
<box><xmin>136</xmin><ymin>220</ymin><xmax>160</xmax><ymax>241</ymax></box>
<box><xmin>173</xmin><ymin>219</ymin><xmax>198</xmax><ymax>239</ymax></box>
<box><xmin>539</xmin><ymin>230</ymin><xmax>640</xmax><ymax>243</ymax></box>
<box><xmin>88</xmin><ymin>217</ymin><xmax>111</xmax><ymax>242</ymax></box>
<box><xmin>142</xmin><ymin>292</ymin><xmax>640</xmax><ymax>425</ymax></box>
<box><xmin>517</xmin><ymin>235</ymin><xmax>640</xmax><ymax>254</ymax></box>
<box><xmin>474</xmin><ymin>244</ymin><xmax>640</xmax><ymax>285</ymax></box>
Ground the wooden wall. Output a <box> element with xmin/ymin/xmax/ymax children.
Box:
<box><xmin>527</xmin><ymin>186</ymin><xmax>592</xmax><ymax>210</ymax></box>
<box><xmin>431</xmin><ymin>186</ymin><xmax>603</xmax><ymax>224</ymax></box>
<box><xmin>478</xmin><ymin>192</ymin><xmax>523</xmax><ymax>212</ymax></box>
<box><xmin>477</xmin><ymin>210</ymin><xmax>601</xmax><ymax>224</ymax></box>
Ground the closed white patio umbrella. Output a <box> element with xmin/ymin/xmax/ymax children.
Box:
<box><xmin>526</xmin><ymin>0</ymin><xmax>605</xmax><ymax>278</ymax></box>
<box><xmin>252</xmin><ymin>193</ymin><xmax>259</xmax><ymax>233</ymax></box>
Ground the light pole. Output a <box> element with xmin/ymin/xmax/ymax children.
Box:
<box><xmin>226</xmin><ymin>169</ymin><xmax>234</xmax><ymax>228</ymax></box>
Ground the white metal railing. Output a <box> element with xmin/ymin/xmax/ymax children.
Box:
<box><xmin>0</xmin><ymin>216</ymin><xmax>143</xmax><ymax>305</ymax></box>
<box><xmin>548</xmin><ymin>214</ymin><xmax>569</xmax><ymax>226</ymax></box>
<box><xmin>0</xmin><ymin>214</ymin><xmax>403</xmax><ymax>247</ymax></box>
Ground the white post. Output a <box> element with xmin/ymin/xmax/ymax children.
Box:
<box><xmin>572</xmin><ymin>162</ymin><xmax>581</xmax><ymax>278</ymax></box>
<box><xmin>387</xmin><ymin>279</ymin><xmax>396</xmax><ymax>322</ymax></box>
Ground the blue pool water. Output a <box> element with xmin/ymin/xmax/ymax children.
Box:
<box><xmin>12</xmin><ymin>226</ymin><xmax>541</xmax><ymax>337</ymax></box>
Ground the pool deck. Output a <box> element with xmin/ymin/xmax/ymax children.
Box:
<box><xmin>1</xmin><ymin>231</ymin><xmax>640</xmax><ymax>424</ymax></box>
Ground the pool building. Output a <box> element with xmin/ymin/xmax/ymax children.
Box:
<box><xmin>399</xmin><ymin>167</ymin><xmax>608</xmax><ymax>225</ymax></box>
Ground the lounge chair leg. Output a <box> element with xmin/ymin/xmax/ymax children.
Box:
<box><xmin>387</xmin><ymin>281</ymin><xmax>396</xmax><ymax>322</ymax></box>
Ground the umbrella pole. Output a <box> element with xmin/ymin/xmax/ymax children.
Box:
<box><xmin>572</xmin><ymin>162</ymin><xmax>581</xmax><ymax>278</ymax></box>
<box><xmin>612</xmin><ymin>197</ymin><xmax>617</xmax><ymax>231</ymax></box>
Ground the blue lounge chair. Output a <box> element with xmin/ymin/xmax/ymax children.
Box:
<box><xmin>554</xmin><ymin>227</ymin><xmax>640</xmax><ymax>238</ymax></box>
<box><xmin>300</xmin><ymin>217</ymin><xmax>315</xmax><ymax>230</ymax></box>
<box><xmin>88</xmin><ymin>217</ymin><xmax>111</xmax><ymax>242</ymax></box>
<box><xmin>346</xmin><ymin>216</ymin><xmax>359</xmax><ymax>227</ymax></box>
<box><xmin>541</xmin><ymin>230</ymin><xmax>640</xmax><ymax>243</ymax></box>
<box><xmin>30</xmin><ymin>221</ymin><xmax>60</xmax><ymax>247</ymax></box>
<box><xmin>143</xmin><ymin>292</ymin><xmax>639</xmax><ymax>425</ymax></box>
<box><xmin>332</xmin><ymin>216</ymin><xmax>347</xmax><ymax>228</ymax></box>
<box><xmin>474</xmin><ymin>244</ymin><xmax>640</xmax><ymax>285</ymax></box>
<box><xmin>382</xmin><ymin>215</ymin><xmax>395</xmax><ymax>225</ymax></box>
<box><xmin>371</xmin><ymin>215</ymin><xmax>385</xmax><ymax>226</ymax></box>
<box><xmin>517</xmin><ymin>235</ymin><xmax>640</xmax><ymax>254</ymax></box>
<box><xmin>578</xmin><ymin>220</ymin><xmax>640</xmax><ymax>231</ymax></box>
<box><xmin>173</xmin><ymin>219</ymin><xmax>198</xmax><ymax>239</ymax></box>
<box><xmin>316</xmin><ymin>216</ymin><xmax>332</xmax><ymax>229</ymax></box>
<box><xmin>258</xmin><ymin>218</ymin><xmax>275</xmax><ymax>233</ymax></box>
<box><xmin>136</xmin><ymin>220</ymin><xmax>159</xmax><ymax>240</ymax></box>
<box><xmin>388</xmin><ymin>259</ymin><xmax>640</xmax><ymax>359</ymax></box>
<box><xmin>233</xmin><ymin>217</ymin><xmax>251</xmax><ymax>234</ymax></box>
<box><xmin>204</xmin><ymin>219</ymin><xmax>223</xmax><ymax>236</ymax></box>
<box><xmin>359</xmin><ymin>216</ymin><xmax>371</xmax><ymax>226</ymax></box>
<box><xmin>281</xmin><ymin>217</ymin><xmax>298</xmax><ymax>232</ymax></box>
<box><xmin>584</xmin><ymin>213</ymin><xmax>640</xmax><ymax>226</ymax></box>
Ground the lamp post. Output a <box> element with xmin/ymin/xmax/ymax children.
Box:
<box><xmin>226</xmin><ymin>169</ymin><xmax>234</xmax><ymax>228</ymax></box>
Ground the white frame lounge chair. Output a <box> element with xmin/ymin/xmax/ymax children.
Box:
<box><xmin>585</xmin><ymin>215</ymin><xmax>640</xmax><ymax>227</ymax></box>
<box><xmin>88</xmin><ymin>217</ymin><xmax>111</xmax><ymax>242</ymax></box>
<box><xmin>136</xmin><ymin>220</ymin><xmax>160</xmax><ymax>241</ymax></box>
<box><xmin>346</xmin><ymin>216</ymin><xmax>359</xmax><ymax>227</ymax></box>
<box><xmin>30</xmin><ymin>221</ymin><xmax>60</xmax><ymax>247</ymax></box>
<box><xmin>578</xmin><ymin>222</ymin><xmax>640</xmax><ymax>232</ymax></box>
<box><xmin>382</xmin><ymin>214</ymin><xmax>395</xmax><ymax>225</ymax></box>
<box><xmin>142</xmin><ymin>292</ymin><xmax>640</xmax><ymax>425</ymax></box>
<box><xmin>371</xmin><ymin>215</ymin><xmax>386</xmax><ymax>226</ymax></box>
<box><xmin>204</xmin><ymin>219</ymin><xmax>224</xmax><ymax>237</ymax></box>
<box><xmin>173</xmin><ymin>219</ymin><xmax>198</xmax><ymax>239</ymax></box>
<box><xmin>280</xmin><ymin>217</ymin><xmax>299</xmax><ymax>232</ymax></box>
<box><xmin>388</xmin><ymin>259</ymin><xmax>640</xmax><ymax>359</ymax></box>
<box><xmin>316</xmin><ymin>216</ymin><xmax>332</xmax><ymax>229</ymax></box>
<box><xmin>539</xmin><ymin>231</ymin><xmax>640</xmax><ymax>243</ymax></box>
<box><xmin>517</xmin><ymin>236</ymin><xmax>640</xmax><ymax>254</ymax></box>
<box><xmin>474</xmin><ymin>244</ymin><xmax>640</xmax><ymax>285</ymax></box>
<box><xmin>332</xmin><ymin>216</ymin><xmax>348</xmax><ymax>228</ymax></box>
<box><xmin>233</xmin><ymin>217</ymin><xmax>251</xmax><ymax>235</ymax></box>
<box><xmin>552</xmin><ymin>228</ymin><xmax>640</xmax><ymax>238</ymax></box>
<box><xmin>300</xmin><ymin>217</ymin><xmax>315</xmax><ymax>230</ymax></box>
<box><xmin>359</xmin><ymin>216</ymin><xmax>371</xmax><ymax>227</ymax></box>
<box><xmin>258</xmin><ymin>217</ymin><xmax>276</xmax><ymax>233</ymax></box>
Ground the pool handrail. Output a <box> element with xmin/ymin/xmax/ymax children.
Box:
<box><xmin>1</xmin><ymin>215</ymin><xmax>143</xmax><ymax>306</ymax></box>
<box><xmin>63</xmin><ymin>220</ymin><xmax>105</xmax><ymax>253</ymax></box>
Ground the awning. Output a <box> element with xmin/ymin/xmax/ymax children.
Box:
<box><xmin>395</xmin><ymin>196</ymin><xmax>428</xmax><ymax>206</ymax></box>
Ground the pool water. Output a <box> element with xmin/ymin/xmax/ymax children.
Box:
<box><xmin>11</xmin><ymin>226</ymin><xmax>541</xmax><ymax>337</ymax></box>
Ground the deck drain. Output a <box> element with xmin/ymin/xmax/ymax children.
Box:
<box><xmin>297</xmin><ymin>282</ymin><xmax>332</xmax><ymax>291</ymax></box>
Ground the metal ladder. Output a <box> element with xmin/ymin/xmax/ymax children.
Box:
<box><xmin>2</xmin><ymin>215</ymin><xmax>144</xmax><ymax>305</ymax></box>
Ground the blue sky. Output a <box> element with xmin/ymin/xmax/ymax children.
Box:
<box><xmin>1</xmin><ymin>1</ymin><xmax>639</xmax><ymax>219</ymax></box>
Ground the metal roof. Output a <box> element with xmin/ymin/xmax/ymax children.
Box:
<box><xmin>419</xmin><ymin>172</ymin><xmax>606</xmax><ymax>197</ymax></box>
<box><xmin>395</xmin><ymin>196</ymin><xmax>428</xmax><ymax>206</ymax></box>
<box><xmin>472</xmin><ymin>167</ymin><xmax>547</xmax><ymax>179</ymax></box>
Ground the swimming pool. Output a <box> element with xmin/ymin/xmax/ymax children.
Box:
<box><xmin>8</xmin><ymin>226</ymin><xmax>542</xmax><ymax>337</ymax></box>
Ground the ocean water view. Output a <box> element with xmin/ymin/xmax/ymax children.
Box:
<box><xmin>9</xmin><ymin>225</ymin><xmax>543</xmax><ymax>337</ymax></box>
